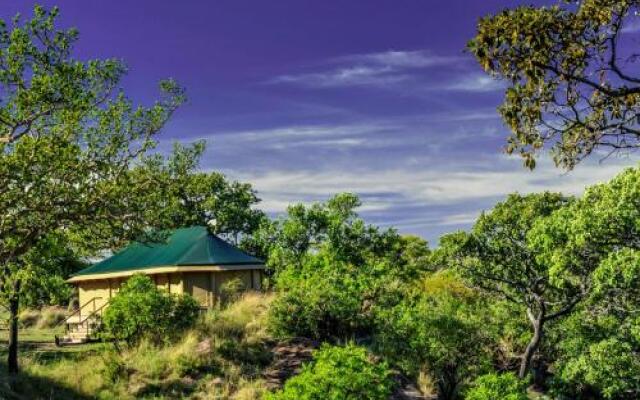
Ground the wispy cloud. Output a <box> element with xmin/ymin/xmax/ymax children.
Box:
<box><xmin>271</xmin><ymin>66</ymin><xmax>410</xmax><ymax>88</ymax></box>
<box><xmin>268</xmin><ymin>48</ymin><xmax>505</xmax><ymax>94</ymax></box>
<box><xmin>337</xmin><ymin>50</ymin><xmax>462</xmax><ymax>68</ymax></box>
<box><xmin>442</xmin><ymin>74</ymin><xmax>506</xmax><ymax>92</ymax></box>
<box><xmin>206</xmin><ymin>121</ymin><xmax>399</xmax><ymax>145</ymax></box>
<box><xmin>269</xmin><ymin>49</ymin><xmax>462</xmax><ymax>89</ymax></box>
<box><xmin>221</xmin><ymin>153</ymin><xmax>635</xmax><ymax>241</ymax></box>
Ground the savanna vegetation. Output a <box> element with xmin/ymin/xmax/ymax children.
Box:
<box><xmin>2</xmin><ymin>1</ymin><xmax>640</xmax><ymax>399</ymax></box>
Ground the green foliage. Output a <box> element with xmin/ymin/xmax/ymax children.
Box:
<box><xmin>451</xmin><ymin>192</ymin><xmax>582</xmax><ymax>378</ymax></box>
<box><xmin>268</xmin><ymin>254</ymin><xmax>379</xmax><ymax>339</ymax></box>
<box><xmin>558</xmin><ymin>336</ymin><xmax>640</xmax><ymax>399</ymax></box>
<box><xmin>137</xmin><ymin>142</ymin><xmax>266</xmax><ymax>243</ymax></box>
<box><xmin>552</xmin><ymin>248</ymin><xmax>640</xmax><ymax>399</ymax></box>
<box><xmin>0</xmin><ymin>5</ymin><xmax>184</xmax><ymax>371</ymax></box>
<box><xmin>102</xmin><ymin>275</ymin><xmax>199</xmax><ymax>345</ymax></box>
<box><xmin>18</xmin><ymin>233</ymin><xmax>87</xmax><ymax>308</ymax></box>
<box><xmin>460</xmin><ymin>192</ymin><xmax>573</xmax><ymax>307</ymax></box>
<box><xmin>101</xmin><ymin>350</ymin><xmax>128</xmax><ymax>384</ymax></box>
<box><xmin>265</xmin><ymin>193</ymin><xmax>420</xmax><ymax>340</ymax></box>
<box><xmin>468</xmin><ymin>0</ymin><xmax>640</xmax><ymax>169</ymax></box>
<box><xmin>531</xmin><ymin>167</ymin><xmax>640</xmax><ymax>290</ymax></box>
<box><xmin>265</xmin><ymin>343</ymin><xmax>394</xmax><ymax>400</ymax></box>
<box><xmin>245</xmin><ymin>193</ymin><xmax>418</xmax><ymax>278</ymax></box>
<box><xmin>465</xmin><ymin>373</ymin><xmax>528</xmax><ymax>400</ymax></box>
<box><xmin>218</xmin><ymin>277</ymin><xmax>246</xmax><ymax>306</ymax></box>
<box><xmin>375</xmin><ymin>272</ymin><xmax>491</xmax><ymax>400</ymax></box>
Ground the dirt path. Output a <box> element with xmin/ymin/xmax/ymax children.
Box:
<box><xmin>262</xmin><ymin>338</ymin><xmax>317</xmax><ymax>390</ymax></box>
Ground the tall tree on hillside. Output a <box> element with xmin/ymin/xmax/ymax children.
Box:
<box><xmin>450</xmin><ymin>193</ymin><xmax>581</xmax><ymax>379</ymax></box>
<box><xmin>0</xmin><ymin>6</ymin><xmax>184</xmax><ymax>373</ymax></box>
<box><xmin>528</xmin><ymin>166</ymin><xmax>640</xmax><ymax>397</ymax></box>
<box><xmin>468</xmin><ymin>0</ymin><xmax>640</xmax><ymax>169</ymax></box>
<box><xmin>137</xmin><ymin>142</ymin><xmax>266</xmax><ymax>244</ymax></box>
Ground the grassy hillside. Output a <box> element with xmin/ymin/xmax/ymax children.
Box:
<box><xmin>0</xmin><ymin>293</ymin><xmax>276</xmax><ymax>400</ymax></box>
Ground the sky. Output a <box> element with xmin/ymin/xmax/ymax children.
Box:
<box><xmin>3</xmin><ymin>1</ymin><xmax>639</xmax><ymax>244</ymax></box>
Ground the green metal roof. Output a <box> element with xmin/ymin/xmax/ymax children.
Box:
<box><xmin>73</xmin><ymin>226</ymin><xmax>263</xmax><ymax>277</ymax></box>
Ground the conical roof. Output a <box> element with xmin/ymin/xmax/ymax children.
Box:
<box><xmin>72</xmin><ymin>226</ymin><xmax>263</xmax><ymax>278</ymax></box>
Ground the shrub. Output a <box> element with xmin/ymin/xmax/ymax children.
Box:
<box><xmin>268</xmin><ymin>254</ymin><xmax>383</xmax><ymax>340</ymax></box>
<box><xmin>102</xmin><ymin>274</ymin><xmax>199</xmax><ymax>345</ymax></box>
<box><xmin>465</xmin><ymin>373</ymin><xmax>528</xmax><ymax>400</ymax></box>
<box><xmin>265</xmin><ymin>343</ymin><xmax>394</xmax><ymax>400</ymax></box>
<box><xmin>375</xmin><ymin>273</ymin><xmax>491</xmax><ymax>400</ymax></box>
<box><xmin>101</xmin><ymin>351</ymin><xmax>128</xmax><ymax>384</ymax></box>
<box><xmin>18</xmin><ymin>309</ymin><xmax>41</xmax><ymax>328</ymax></box>
<box><xmin>219</xmin><ymin>277</ymin><xmax>246</xmax><ymax>305</ymax></box>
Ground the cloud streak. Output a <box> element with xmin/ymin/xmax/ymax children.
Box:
<box><xmin>269</xmin><ymin>49</ymin><xmax>482</xmax><ymax>90</ymax></box>
<box><xmin>337</xmin><ymin>50</ymin><xmax>462</xmax><ymax>68</ymax></box>
<box><xmin>218</xmin><ymin>148</ymin><xmax>635</xmax><ymax>242</ymax></box>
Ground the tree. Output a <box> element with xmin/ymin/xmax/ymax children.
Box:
<box><xmin>375</xmin><ymin>272</ymin><xmax>491</xmax><ymax>400</ymax></box>
<box><xmin>265</xmin><ymin>194</ymin><xmax>421</xmax><ymax>339</ymax></box>
<box><xmin>245</xmin><ymin>193</ymin><xmax>412</xmax><ymax>278</ymax></box>
<box><xmin>552</xmin><ymin>249</ymin><xmax>640</xmax><ymax>399</ymax></box>
<box><xmin>523</xmin><ymin>166</ymin><xmax>640</xmax><ymax>397</ymax></box>
<box><xmin>137</xmin><ymin>142</ymin><xmax>266</xmax><ymax>243</ymax></box>
<box><xmin>452</xmin><ymin>193</ymin><xmax>580</xmax><ymax>379</ymax></box>
<box><xmin>0</xmin><ymin>6</ymin><xmax>184</xmax><ymax>372</ymax></box>
<box><xmin>468</xmin><ymin>0</ymin><xmax>640</xmax><ymax>169</ymax></box>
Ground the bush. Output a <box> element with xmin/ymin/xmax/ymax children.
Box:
<box><xmin>219</xmin><ymin>277</ymin><xmax>246</xmax><ymax>305</ymax></box>
<box><xmin>37</xmin><ymin>306</ymin><xmax>68</xmax><ymax>328</ymax></box>
<box><xmin>102</xmin><ymin>274</ymin><xmax>199</xmax><ymax>345</ymax></box>
<box><xmin>465</xmin><ymin>373</ymin><xmax>528</xmax><ymax>400</ymax></box>
<box><xmin>265</xmin><ymin>343</ymin><xmax>394</xmax><ymax>400</ymax></box>
<box><xmin>375</xmin><ymin>273</ymin><xmax>491</xmax><ymax>400</ymax></box>
<box><xmin>18</xmin><ymin>309</ymin><xmax>41</xmax><ymax>328</ymax></box>
<box><xmin>101</xmin><ymin>351</ymin><xmax>128</xmax><ymax>384</ymax></box>
<box><xmin>268</xmin><ymin>254</ymin><xmax>386</xmax><ymax>340</ymax></box>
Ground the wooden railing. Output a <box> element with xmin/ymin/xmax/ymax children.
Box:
<box><xmin>63</xmin><ymin>297</ymin><xmax>103</xmax><ymax>326</ymax></box>
<box><xmin>71</xmin><ymin>300</ymin><xmax>109</xmax><ymax>338</ymax></box>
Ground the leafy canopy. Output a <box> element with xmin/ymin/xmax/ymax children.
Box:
<box><xmin>134</xmin><ymin>141</ymin><xmax>266</xmax><ymax>243</ymax></box>
<box><xmin>469</xmin><ymin>0</ymin><xmax>640</xmax><ymax>169</ymax></box>
<box><xmin>265</xmin><ymin>193</ymin><xmax>429</xmax><ymax>340</ymax></box>
<box><xmin>552</xmin><ymin>248</ymin><xmax>640</xmax><ymax>399</ymax></box>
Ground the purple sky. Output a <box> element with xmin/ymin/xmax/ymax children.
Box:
<box><xmin>4</xmin><ymin>1</ymin><xmax>638</xmax><ymax>243</ymax></box>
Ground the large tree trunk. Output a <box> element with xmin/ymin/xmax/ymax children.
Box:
<box><xmin>7</xmin><ymin>290</ymin><xmax>19</xmax><ymax>374</ymax></box>
<box><xmin>519</xmin><ymin>309</ymin><xmax>544</xmax><ymax>379</ymax></box>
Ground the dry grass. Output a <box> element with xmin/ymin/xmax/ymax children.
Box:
<box><xmin>18</xmin><ymin>306</ymin><xmax>68</xmax><ymax>329</ymax></box>
<box><xmin>417</xmin><ymin>369</ymin><xmax>437</xmax><ymax>398</ymax></box>
<box><xmin>13</xmin><ymin>292</ymin><xmax>275</xmax><ymax>400</ymax></box>
<box><xmin>201</xmin><ymin>291</ymin><xmax>274</xmax><ymax>343</ymax></box>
